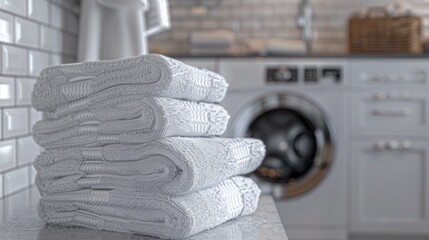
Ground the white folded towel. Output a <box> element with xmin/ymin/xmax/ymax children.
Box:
<box><xmin>32</xmin><ymin>96</ymin><xmax>229</xmax><ymax>149</ymax></box>
<box><xmin>34</xmin><ymin>137</ymin><xmax>265</xmax><ymax>195</ymax></box>
<box><xmin>38</xmin><ymin>176</ymin><xmax>261</xmax><ymax>239</ymax></box>
<box><xmin>32</xmin><ymin>54</ymin><xmax>228</xmax><ymax>112</ymax></box>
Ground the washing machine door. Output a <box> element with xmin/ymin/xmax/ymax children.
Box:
<box><xmin>231</xmin><ymin>92</ymin><xmax>335</xmax><ymax>198</ymax></box>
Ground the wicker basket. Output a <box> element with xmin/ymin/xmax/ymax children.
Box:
<box><xmin>348</xmin><ymin>8</ymin><xmax>422</xmax><ymax>54</ymax></box>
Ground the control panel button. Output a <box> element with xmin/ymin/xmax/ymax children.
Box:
<box><xmin>267</xmin><ymin>66</ymin><xmax>298</xmax><ymax>83</ymax></box>
<box><xmin>304</xmin><ymin>68</ymin><xmax>318</xmax><ymax>82</ymax></box>
<box><xmin>322</xmin><ymin>67</ymin><xmax>342</xmax><ymax>83</ymax></box>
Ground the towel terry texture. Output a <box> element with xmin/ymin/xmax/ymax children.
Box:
<box><xmin>32</xmin><ymin>54</ymin><xmax>228</xmax><ymax>112</ymax></box>
<box><xmin>38</xmin><ymin>176</ymin><xmax>261</xmax><ymax>239</ymax></box>
<box><xmin>34</xmin><ymin>137</ymin><xmax>265</xmax><ymax>195</ymax></box>
<box><xmin>33</xmin><ymin>96</ymin><xmax>230</xmax><ymax>149</ymax></box>
<box><xmin>33</xmin><ymin>54</ymin><xmax>264</xmax><ymax>239</ymax></box>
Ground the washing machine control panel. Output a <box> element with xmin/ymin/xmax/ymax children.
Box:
<box><xmin>266</xmin><ymin>65</ymin><xmax>342</xmax><ymax>84</ymax></box>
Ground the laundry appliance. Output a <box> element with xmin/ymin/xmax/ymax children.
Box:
<box><xmin>219</xmin><ymin>58</ymin><xmax>349</xmax><ymax>240</ymax></box>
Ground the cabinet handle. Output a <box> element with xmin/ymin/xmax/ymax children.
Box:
<box><xmin>374</xmin><ymin>140</ymin><xmax>413</xmax><ymax>150</ymax></box>
<box><xmin>371</xmin><ymin>109</ymin><xmax>410</xmax><ymax>116</ymax></box>
<box><xmin>373</xmin><ymin>92</ymin><xmax>412</xmax><ymax>101</ymax></box>
<box><xmin>370</xmin><ymin>75</ymin><xmax>400</xmax><ymax>83</ymax></box>
<box><xmin>369</xmin><ymin>72</ymin><xmax>427</xmax><ymax>83</ymax></box>
<box><xmin>401</xmin><ymin>140</ymin><xmax>413</xmax><ymax>149</ymax></box>
<box><xmin>369</xmin><ymin>75</ymin><xmax>388</xmax><ymax>82</ymax></box>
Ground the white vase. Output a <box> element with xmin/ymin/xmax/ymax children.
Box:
<box><xmin>78</xmin><ymin>0</ymin><xmax>170</xmax><ymax>61</ymax></box>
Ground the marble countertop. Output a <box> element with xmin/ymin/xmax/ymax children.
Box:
<box><xmin>0</xmin><ymin>187</ymin><xmax>288</xmax><ymax>240</ymax></box>
<box><xmin>169</xmin><ymin>53</ymin><xmax>429</xmax><ymax>59</ymax></box>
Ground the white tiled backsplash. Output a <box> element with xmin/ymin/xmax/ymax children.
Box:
<box><xmin>150</xmin><ymin>0</ymin><xmax>429</xmax><ymax>54</ymax></box>
<box><xmin>0</xmin><ymin>0</ymin><xmax>79</xmax><ymax>198</ymax></box>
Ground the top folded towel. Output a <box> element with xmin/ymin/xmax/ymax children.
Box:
<box><xmin>32</xmin><ymin>54</ymin><xmax>228</xmax><ymax>112</ymax></box>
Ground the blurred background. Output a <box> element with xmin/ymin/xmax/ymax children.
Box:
<box><xmin>1</xmin><ymin>0</ymin><xmax>429</xmax><ymax>240</ymax></box>
<box><xmin>149</xmin><ymin>0</ymin><xmax>429</xmax><ymax>55</ymax></box>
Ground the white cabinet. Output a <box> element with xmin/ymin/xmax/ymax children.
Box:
<box><xmin>350</xmin><ymin>59</ymin><xmax>429</xmax><ymax>235</ymax></box>
<box><xmin>350</xmin><ymin>139</ymin><xmax>429</xmax><ymax>234</ymax></box>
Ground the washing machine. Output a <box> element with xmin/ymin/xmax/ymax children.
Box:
<box><xmin>219</xmin><ymin>58</ymin><xmax>349</xmax><ymax>240</ymax></box>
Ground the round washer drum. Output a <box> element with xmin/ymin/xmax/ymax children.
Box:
<box><xmin>231</xmin><ymin>92</ymin><xmax>336</xmax><ymax>198</ymax></box>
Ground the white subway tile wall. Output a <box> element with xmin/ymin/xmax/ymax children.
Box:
<box><xmin>150</xmin><ymin>0</ymin><xmax>429</xmax><ymax>54</ymax></box>
<box><xmin>0</xmin><ymin>11</ymin><xmax>13</xmax><ymax>43</ymax></box>
<box><xmin>28</xmin><ymin>50</ymin><xmax>50</xmax><ymax>76</ymax></box>
<box><xmin>40</xmin><ymin>26</ymin><xmax>60</xmax><ymax>52</ymax></box>
<box><xmin>16</xmin><ymin>78</ymin><xmax>35</xmax><ymax>105</ymax></box>
<box><xmin>15</xmin><ymin>17</ymin><xmax>38</xmax><ymax>48</ymax></box>
<box><xmin>0</xmin><ymin>139</ymin><xmax>16</xmax><ymax>172</ymax></box>
<box><xmin>0</xmin><ymin>0</ymin><xmax>26</xmax><ymax>16</ymax></box>
<box><xmin>0</xmin><ymin>77</ymin><xmax>14</xmax><ymax>106</ymax></box>
<box><xmin>30</xmin><ymin>107</ymin><xmax>42</xmax><ymax>127</ymax></box>
<box><xmin>4</xmin><ymin>166</ymin><xmax>28</xmax><ymax>195</ymax></box>
<box><xmin>2</xmin><ymin>45</ymin><xmax>28</xmax><ymax>75</ymax></box>
<box><xmin>17</xmin><ymin>136</ymin><xmax>40</xmax><ymax>166</ymax></box>
<box><xmin>28</xmin><ymin>0</ymin><xmax>49</xmax><ymax>24</ymax></box>
<box><xmin>2</xmin><ymin>108</ymin><xmax>29</xmax><ymax>138</ymax></box>
<box><xmin>0</xmin><ymin>0</ymin><xmax>79</xmax><ymax>198</ymax></box>
<box><xmin>0</xmin><ymin>175</ymin><xmax>2</xmax><ymax>198</ymax></box>
<box><xmin>29</xmin><ymin>165</ymin><xmax>36</xmax><ymax>185</ymax></box>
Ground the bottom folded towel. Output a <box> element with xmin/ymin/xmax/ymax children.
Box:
<box><xmin>38</xmin><ymin>176</ymin><xmax>260</xmax><ymax>239</ymax></box>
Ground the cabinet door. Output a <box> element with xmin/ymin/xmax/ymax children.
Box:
<box><xmin>351</xmin><ymin>90</ymin><xmax>429</xmax><ymax>136</ymax></box>
<box><xmin>350</xmin><ymin>140</ymin><xmax>429</xmax><ymax>234</ymax></box>
<box><xmin>351</xmin><ymin>59</ymin><xmax>429</xmax><ymax>87</ymax></box>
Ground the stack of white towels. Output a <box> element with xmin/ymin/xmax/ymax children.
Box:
<box><xmin>31</xmin><ymin>54</ymin><xmax>265</xmax><ymax>239</ymax></box>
